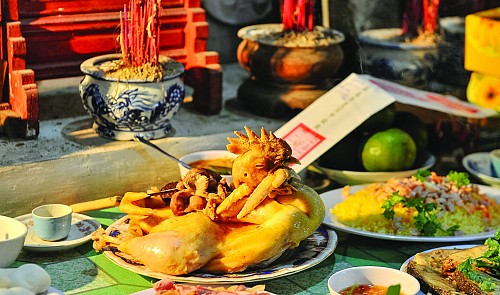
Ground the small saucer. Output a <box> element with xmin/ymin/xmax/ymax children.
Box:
<box><xmin>462</xmin><ymin>152</ymin><xmax>500</xmax><ymax>188</ymax></box>
<box><xmin>15</xmin><ymin>213</ymin><xmax>101</xmax><ymax>252</ymax></box>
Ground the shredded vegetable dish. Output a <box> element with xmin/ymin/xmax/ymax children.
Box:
<box><xmin>331</xmin><ymin>171</ymin><xmax>500</xmax><ymax>237</ymax></box>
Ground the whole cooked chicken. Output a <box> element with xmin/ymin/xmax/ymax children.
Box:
<box><xmin>92</xmin><ymin>126</ymin><xmax>325</xmax><ymax>275</ymax></box>
<box><xmin>118</xmin><ymin>212</ymin><xmax>223</xmax><ymax>275</ymax></box>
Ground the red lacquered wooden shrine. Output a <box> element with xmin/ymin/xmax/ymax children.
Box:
<box><xmin>0</xmin><ymin>0</ymin><xmax>221</xmax><ymax>138</ymax></box>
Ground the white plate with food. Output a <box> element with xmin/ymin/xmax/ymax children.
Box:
<box><xmin>15</xmin><ymin>213</ymin><xmax>101</xmax><ymax>252</ymax></box>
<box><xmin>399</xmin><ymin>243</ymin><xmax>493</xmax><ymax>294</ymax></box>
<box><xmin>462</xmin><ymin>152</ymin><xmax>500</xmax><ymax>188</ymax></box>
<box><xmin>131</xmin><ymin>288</ymin><xmax>273</xmax><ymax>295</ymax></box>
<box><xmin>399</xmin><ymin>244</ymin><xmax>479</xmax><ymax>272</ymax></box>
<box><xmin>131</xmin><ymin>280</ymin><xmax>274</xmax><ymax>295</ymax></box>
<box><xmin>320</xmin><ymin>182</ymin><xmax>500</xmax><ymax>242</ymax></box>
<box><xmin>103</xmin><ymin>216</ymin><xmax>338</xmax><ymax>284</ymax></box>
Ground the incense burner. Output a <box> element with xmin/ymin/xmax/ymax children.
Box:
<box><xmin>358</xmin><ymin>28</ymin><xmax>438</xmax><ymax>88</ymax></box>
<box><xmin>237</xmin><ymin>24</ymin><xmax>345</xmax><ymax>85</ymax></box>
<box><xmin>236</xmin><ymin>23</ymin><xmax>345</xmax><ymax>117</ymax></box>
<box><xmin>79</xmin><ymin>54</ymin><xmax>185</xmax><ymax>141</ymax></box>
<box><xmin>437</xmin><ymin>16</ymin><xmax>469</xmax><ymax>87</ymax></box>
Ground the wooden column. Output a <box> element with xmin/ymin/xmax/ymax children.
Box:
<box><xmin>0</xmin><ymin>20</ymin><xmax>38</xmax><ymax>138</ymax></box>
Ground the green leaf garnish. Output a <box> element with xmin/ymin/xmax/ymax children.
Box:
<box><xmin>447</xmin><ymin>171</ymin><xmax>470</xmax><ymax>187</ymax></box>
<box><xmin>458</xmin><ymin>229</ymin><xmax>500</xmax><ymax>291</ymax></box>
<box><xmin>346</xmin><ymin>284</ymin><xmax>357</xmax><ymax>295</ymax></box>
<box><xmin>382</xmin><ymin>193</ymin><xmax>405</xmax><ymax>220</ymax></box>
<box><xmin>381</xmin><ymin>192</ymin><xmax>459</xmax><ymax>236</ymax></box>
<box><xmin>415</xmin><ymin>169</ymin><xmax>431</xmax><ymax>182</ymax></box>
<box><xmin>386</xmin><ymin>284</ymin><xmax>401</xmax><ymax>295</ymax></box>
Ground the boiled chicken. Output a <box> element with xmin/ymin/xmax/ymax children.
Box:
<box><xmin>117</xmin><ymin>212</ymin><xmax>223</xmax><ymax>275</ymax></box>
<box><xmin>92</xmin><ymin>126</ymin><xmax>325</xmax><ymax>275</ymax></box>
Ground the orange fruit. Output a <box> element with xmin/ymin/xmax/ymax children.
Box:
<box><xmin>361</xmin><ymin>128</ymin><xmax>417</xmax><ymax>172</ymax></box>
<box><xmin>467</xmin><ymin>72</ymin><xmax>500</xmax><ymax>111</ymax></box>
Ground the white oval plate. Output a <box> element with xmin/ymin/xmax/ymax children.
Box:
<box><xmin>15</xmin><ymin>213</ymin><xmax>101</xmax><ymax>252</ymax></box>
<box><xmin>462</xmin><ymin>152</ymin><xmax>500</xmax><ymax>188</ymax></box>
<box><xmin>315</xmin><ymin>151</ymin><xmax>436</xmax><ymax>186</ymax></box>
<box><xmin>103</xmin><ymin>216</ymin><xmax>337</xmax><ymax>284</ymax></box>
<box><xmin>320</xmin><ymin>184</ymin><xmax>499</xmax><ymax>242</ymax></box>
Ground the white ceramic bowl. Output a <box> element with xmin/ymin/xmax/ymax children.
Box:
<box><xmin>315</xmin><ymin>151</ymin><xmax>436</xmax><ymax>185</ymax></box>
<box><xmin>178</xmin><ymin>150</ymin><xmax>237</xmax><ymax>183</ymax></box>
<box><xmin>0</xmin><ymin>215</ymin><xmax>28</xmax><ymax>267</ymax></box>
<box><xmin>328</xmin><ymin>266</ymin><xmax>420</xmax><ymax>295</ymax></box>
<box><xmin>462</xmin><ymin>152</ymin><xmax>500</xmax><ymax>188</ymax></box>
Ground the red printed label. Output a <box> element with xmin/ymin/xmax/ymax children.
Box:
<box><xmin>281</xmin><ymin>123</ymin><xmax>326</xmax><ymax>161</ymax></box>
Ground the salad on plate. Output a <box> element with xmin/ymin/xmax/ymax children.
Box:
<box><xmin>330</xmin><ymin>170</ymin><xmax>500</xmax><ymax>237</ymax></box>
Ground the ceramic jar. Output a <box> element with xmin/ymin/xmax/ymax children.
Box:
<box><xmin>358</xmin><ymin>28</ymin><xmax>438</xmax><ymax>88</ymax></box>
<box><xmin>437</xmin><ymin>16</ymin><xmax>469</xmax><ymax>87</ymax></box>
<box><xmin>236</xmin><ymin>24</ymin><xmax>345</xmax><ymax>86</ymax></box>
<box><xmin>79</xmin><ymin>54</ymin><xmax>185</xmax><ymax>141</ymax></box>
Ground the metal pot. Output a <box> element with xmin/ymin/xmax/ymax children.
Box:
<box><xmin>237</xmin><ymin>24</ymin><xmax>345</xmax><ymax>86</ymax></box>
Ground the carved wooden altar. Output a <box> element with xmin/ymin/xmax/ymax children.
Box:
<box><xmin>0</xmin><ymin>0</ymin><xmax>221</xmax><ymax>138</ymax></box>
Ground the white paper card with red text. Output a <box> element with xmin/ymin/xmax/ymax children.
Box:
<box><xmin>274</xmin><ymin>73</ymin><xmax>395</xmax><ymax>173</ymax></box>
<box><xmin>275</xmin><ymin>73</ymin><xmax>496</xmax><ymax>173</ymax></box>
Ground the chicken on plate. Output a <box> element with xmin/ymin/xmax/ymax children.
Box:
<box><xmin>92</xmin><ymin>126</ymin><xmax>325</xmax><ymax>275</ymax></box>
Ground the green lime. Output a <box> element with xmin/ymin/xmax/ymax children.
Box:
<box><xmin>392</xmin><ymin>111</ymin><xmax>428</xmax><ymax>150</ymax></box>
<box><xmin>361</xmin><ymin>128</ymin><xmax>417</xmax><ymax>172</ymax></box>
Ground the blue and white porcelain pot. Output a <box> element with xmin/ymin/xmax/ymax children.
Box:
<box><xmin>358</xmin><ymin>28</ymin><xmax>438</xmax><ymax>88</ymax></box>
<box><xmin>79</xmin><ymin>54</ymin><xmax>185</xmax><ymax>141</ymax></box>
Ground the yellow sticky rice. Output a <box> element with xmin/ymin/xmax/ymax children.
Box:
<box><xmin>331</xmin><ymin>184</ymin><xmax>500</xmax><ymax>236</ymax></box>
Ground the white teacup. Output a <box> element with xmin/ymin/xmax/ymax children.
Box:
<box><xmin>32</xmin><ymin>204</ymin><xmax>73</xmax><ymax>241</ymax></box>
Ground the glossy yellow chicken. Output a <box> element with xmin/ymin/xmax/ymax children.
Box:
<box><xmin>206</xmin><ymin>126</ymin><xmax>325</xmax><ymax>272</ymax></box>
<box><xmin>92</xmin><ymin>126</ymin><xmax>325</xmax><ymax>275</ymax></box>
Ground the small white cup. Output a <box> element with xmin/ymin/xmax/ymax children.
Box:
<box><xmin>32</xmin><ymin>204</ymin><xmax>73</xmax><ymax>241</ymax></box>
